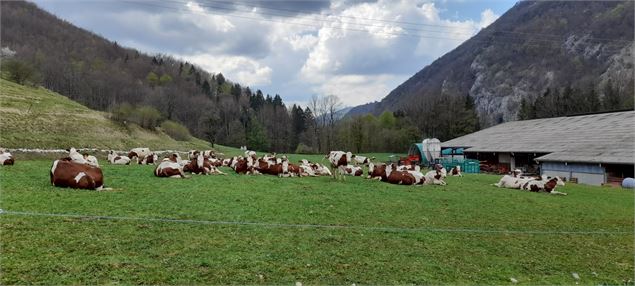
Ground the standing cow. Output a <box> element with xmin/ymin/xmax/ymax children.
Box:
<box><xmin>327</xmin><ymin>151</ymin><xmax>354</xmax><ymax>180</ymax></box>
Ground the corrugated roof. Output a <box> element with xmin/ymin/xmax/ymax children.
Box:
<box><xmin>441</xmin><ymin>111</ymin><xmax>635</xmax><ymax>164</ymax></box>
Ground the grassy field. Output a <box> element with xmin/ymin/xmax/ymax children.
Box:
<box><xmin>0</xmin><ymin>157</ymin><xmax>633</xmax><ymax>284</ymax></box>
<box><xmin>0</xmin><ymin>79</ymin><xmax>211</xmax><ymax>150</ymax></box>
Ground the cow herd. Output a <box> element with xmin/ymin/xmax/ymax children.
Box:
<box><xmin>0</xmin><ymin>147</ymin><xmax>565</xmax><ymax>195</ymax></box>
<box><xmin>326</xmin><ymin>150</ymin><xmax>455</xmax><ymax>185</ymax></box>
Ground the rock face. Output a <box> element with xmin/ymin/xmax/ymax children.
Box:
<box><xmin>347</xmin><ymin>1</ymin><xmax>634</xmax><ymax>127</ymax></box>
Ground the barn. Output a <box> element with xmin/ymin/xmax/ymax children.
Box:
<box><xmin>441</xmin><ymin>110</ymin><xmax>635</xmax><ymax>186</ymax></box>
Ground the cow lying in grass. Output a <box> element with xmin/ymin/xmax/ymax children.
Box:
<box><xmin>495</xmin><ymin>172</ymin><xmax>566</xmax><ymax>195</ymax></box>
<box><xmin>50</xmin><ymin>158</ymin><xmax>107</xmax><ymax>190</ymax></box>
<box><xmin>128</xmin><ymin>147</ymin><xmax>151</xmax><ymax>163</ymax></box>
<box><xmin>385</xmin><ymin>164</ymin><xmax>426</xmax><ymax>185</ymax></box>
<box><xmin>352</xmin><ymin>155</ymin><xmax>375</xmax><ymax>165</ymax></box>
<box><xmin>254</xmin><ymin>158</ymin><xmax>292</xmax><ymax>177</ymax></box>
<box><xmin>367</xmin><ymin>163</ymin><xmax>444</xmax><ymax>186</ymax></box>
<box><xmin>155</xmin><ymin>153</ymin><xmax>188</xmax><ymax>178</ymax></box>
<box><xmin>396</xmin><ymin>164</ymin><xmax>420</xmax><ymax>172</ymax></box>
<box><xmin>299</xmin><ymin>160</ymin><xmax>331</xmax><ymax>176</ymax></box>
<box><xmin>107</xmin><ymin>151</ymin><xmax>131</xmax><ymax>165</ymax></box>
<box><xmin>67</xmin><ymin>147</ymin><xmax>99</xmax><ymax>167</ymax></box>
<box><xmin>521</xmin><ymin>176</ymin><xmax>567</xmax><ymax>195</ymax></box>
<box><xmin>232</xmin><ymin>157</ymin><xmax>260</xmax><ymax>175</ymax></box>
<box><xmin>184</xmin><ymin>153</ymin><xmax>225</xmax><ymax>175</ymax></box>
<box><xmin>139</xmin><ymin>153</ymin><xmax>158</xmax><ymax>165</ymax></box>
<box><xmin>449</xmin><ymin>165</ymin><xmax>463</xmax><ymax>177</ymax></box>
<box><xmin>0</xmin><ymin>149</ymin><xmax>14</xmax><ymax>165</ymax></box>
<box><xmin>339</xmin><ymin>165</ymin><xmax>363</xmax><ymax>176</ymax></box>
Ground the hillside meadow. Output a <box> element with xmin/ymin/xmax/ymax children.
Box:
<box><xmin>0</xmin><ymin>79</ymin><xmax>211</xmax><ymax>150</ymax></box>
<box><xmin>0</xmin><ymin>154</ymin><xmax>633</xmax><ymax>284</ymax></box>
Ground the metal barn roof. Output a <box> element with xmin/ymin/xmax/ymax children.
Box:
<box><xmin>441</xmin><ymin>111</ymin><xmax>635</xmax><ymax>165</ymax></box>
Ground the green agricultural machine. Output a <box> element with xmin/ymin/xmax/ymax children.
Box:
<box><xmin>404</xmin><ymin>139</ymin><xmax>480</xmax><ymax>173</ymax></box>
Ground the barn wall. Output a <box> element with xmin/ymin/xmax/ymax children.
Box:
<box><xmin>541</xmin><ymin>162</ymin><xmax>606</xmax><ymax>186</ymax></box>
<box><xmin>498</xmin><ymin>153</ymin><xmax>511</xmax><ymax>163</ymax></box>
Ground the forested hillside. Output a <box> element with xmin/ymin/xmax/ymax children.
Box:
<box><xmin>0</xmin><ymin>1</ymin><xmax>297</xmax><ymax>152</ymax></box>
<box><xmin>348</xmin><ymin>1</ymin><xmax>634</xmax><ymax>140</ymax></box>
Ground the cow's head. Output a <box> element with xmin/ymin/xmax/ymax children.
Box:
<box><xmin>548</xmin><ymin>176</ymin><xmax>565</xmax><ymax>186</ymax></box>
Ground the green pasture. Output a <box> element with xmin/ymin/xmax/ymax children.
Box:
<box><xmin>0</xmin><ymin>158</ymin><xmax>633</xmax><ymax>284</ymax></box>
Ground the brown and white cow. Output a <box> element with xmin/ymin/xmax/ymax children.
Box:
<box><xmin>367</xmin><ymin>162</ymin><xmax>389</xmax><ymax>181</ymax></box>
<box><xmin>386</xmin><ymin>169</ymin><xmax>418</xmax><ymax>185</ymax></box>
<box><xmin>155</xmin><ymin>154</ymin><xmax>188</xmax><ymax>178</ymax></box>
<box><xmin>283</xmin><ymin>162</ymin><xmax>313</xmax><ymax>177</ymax></box>
<box><xmin>423</xmin><ymin>165</ymin><xmax>447</xmax><ymax>185</ymax></box>
<box><xmin>107</xmin><ymin>151</ymin><xmax>131</xmax><ymax>165</ymax></box>
<box><xmin>396</xmin><ymin>164</ymin><xmax>420</xmax><ymax>172</ymax></box>
<box><xmin>340</xmin><ymin>165</ymin><xmax>364</xmax><ymax>176</ymax></box>
<box><xmin>369</xmin><ymin>164</ymin><xmax>425</xmax><ymax>185</ymax></box>
<box><xmin>449</xmin><ymin>165</ymin><xmax>463</xmax><ymax>177</ymax></box>
<box><xmin>50</xmin><ymin>158</ymin><xmax>106</xmax><ymax>190</ymax></box>
<box><xmin>67</xmin><ymin>147</ymin><xmax>88</xmax><ymax>164</ymax></box>
<box><xmin>352</xmin><ymin>155</ymin><xmax>375</xmax><ymax>165</ymax></box>
<box><xmin>83</xmin><ymin>154</ymin><xmax>100</xmax><ymax>167</ymax></box>
<box><xmin>494</xmin><ymin>173</ymin><xmax>540</xmax><ymax>189</ymax></box>
<box><xmin>327</xmin><ymin>151</ymin><xmax>354</xmax><ymax>180</ymax></box>
<box><xmin>521</xmin><ymin>176</ymin><xmax>567</xmax><ymax>195</ymax></box>
<box><xmin>128</xmin><ymin>147</ymin><xmax>151</xmax><ymax>163</ymax></box>
<box><xmin>298</xmin><ymin>160</ymin><xmax>324</xmax><ymax>177</ymax></box>
<box><xmin>254</xmin><ymin>158</ymin><xmax>290</xmax><ymax>177</ymax></box>
<box><xmin>184</xmin><ymin>153</ymin><xmax>225</xmax><ymax>175</ymax></box>
<box><xmin>233</xmin><ymin>157</ymin><xmax>260</xmax><ymax>175</ymax></box>
<box><xmin>0</xmin><ymin>149</ymin><xmax>15</xmax><ymax>165</ymax></box>
<box><xmin>139</xmin><ymin>153</ymin><xmax>158</xmax><ymax>165</ymax></box>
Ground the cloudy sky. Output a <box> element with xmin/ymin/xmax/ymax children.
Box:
<box><xmin>33</xmin><ymin>0</ymin><xmax>516</xmax><ymax>107</ymax></box>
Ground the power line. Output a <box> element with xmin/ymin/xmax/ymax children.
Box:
<box><xmin>121</xmin><ymin>0</ymin><xmax>628</xmax><ymax>52</ymax></box>
<box><xmin>1</xmin><ymin>210</ymin><xmax>631</xmax><ymax>235</ymax></box>
<box><xmin>197</xmin><ymin>0</ymin><xmax>633</xmax><ymax>44</ymax></box>
<box><xmin>164</xmin><ymin>0</ymin><xmax>481</xmax><ymax>37</ymax></box>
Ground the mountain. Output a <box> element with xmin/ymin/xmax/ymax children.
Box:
<box><xmin>347</xmin><ymin>1</ymin><xmax>634</xmax><ymax>127</ymax></box>
<box><xmin>0</xmin><ymin>79</ymin><xmax>212</xmax><ymax>150</ymax></box>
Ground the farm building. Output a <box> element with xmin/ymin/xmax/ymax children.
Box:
<box><xmin>441</xmin><ymin>110</ymin><xmax>635</xmax><ymax>186</ymax></box>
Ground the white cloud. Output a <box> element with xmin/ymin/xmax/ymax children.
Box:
<box><xmin>297</xmin><ymin>0</ymin><xmax>500</xmax><ymax>106</ymax></box>
<box><xmin>479</xmin><ymin>9</ymin><xmax>498</xmax><ymax>28</ymax></box>
<box><xmin>33</xmin><ymin>0</ymin><xmax>502</xmax><ymax>108</ymax></box>
<box><xmin>313</xmin><ymin>74</ymin><xmax>403</xmax><ymax>107</ymax></box>
<box><xmin>180</xmin><ymin>54</ymin><xmax>273</xmax><ymax>86</ymax></box>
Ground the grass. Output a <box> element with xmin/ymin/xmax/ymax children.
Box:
<box><xmin>1</xmin><ymin>159</ymin><xmax>633</xmax><ymax>284</ymax></box>
<box><xmin>0</xmin><ymin>79</ymin><xmax>211</xmax><ymax>150</ymax></box>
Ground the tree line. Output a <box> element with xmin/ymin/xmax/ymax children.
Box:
<box><xmin>517</xmin><ymin>80</ymin><xmax>634</xmax><ymax>120</ymax></box>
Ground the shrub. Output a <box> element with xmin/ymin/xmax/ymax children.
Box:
<box><xmin>135</xmin><ymin>106</ymin><xmax>162</xmax><ymax>129</ymax></box>
<box><xmin>110</xmin><ymin>103</ymin><xmax>134</xmax><ymax>123</ymax></box>
<box><xmin>110</xmin><ymin>104</ymin><xmax>162</xmax><ymax>129</ymax></box>
<box><xmin>1</xmin><ymin>59</ymin><xmax>40</xmax><ymax>86</ymax></box>
<box><xmin>161</xmin><ymin>120</ymin><xmax>191</xmax><ymax>141</ymax></box>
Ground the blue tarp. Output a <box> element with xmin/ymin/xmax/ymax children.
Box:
<box><xmin>442</xmin><ymin>148</ymin><xmax>464</xmax><ymax>155</ymax></box>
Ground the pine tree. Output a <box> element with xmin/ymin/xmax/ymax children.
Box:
<box><xmin>201</xmin><ymin>80</ymin><xmax>211</xmax><ymax>96</ymax></box>
<box><xmin>602</xmin><ymin>80</ymin><xmax>621</xmax><ymax>110</ymax></box>
<box><xmin>518</xmin><ymin>97</ymin><xmax>535</xmax><ymax>120</ymax></box>
<box><xmin>247</xmin><ymin>118</ymin><xmax>269</xmax><ymax>151</ymax></box>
